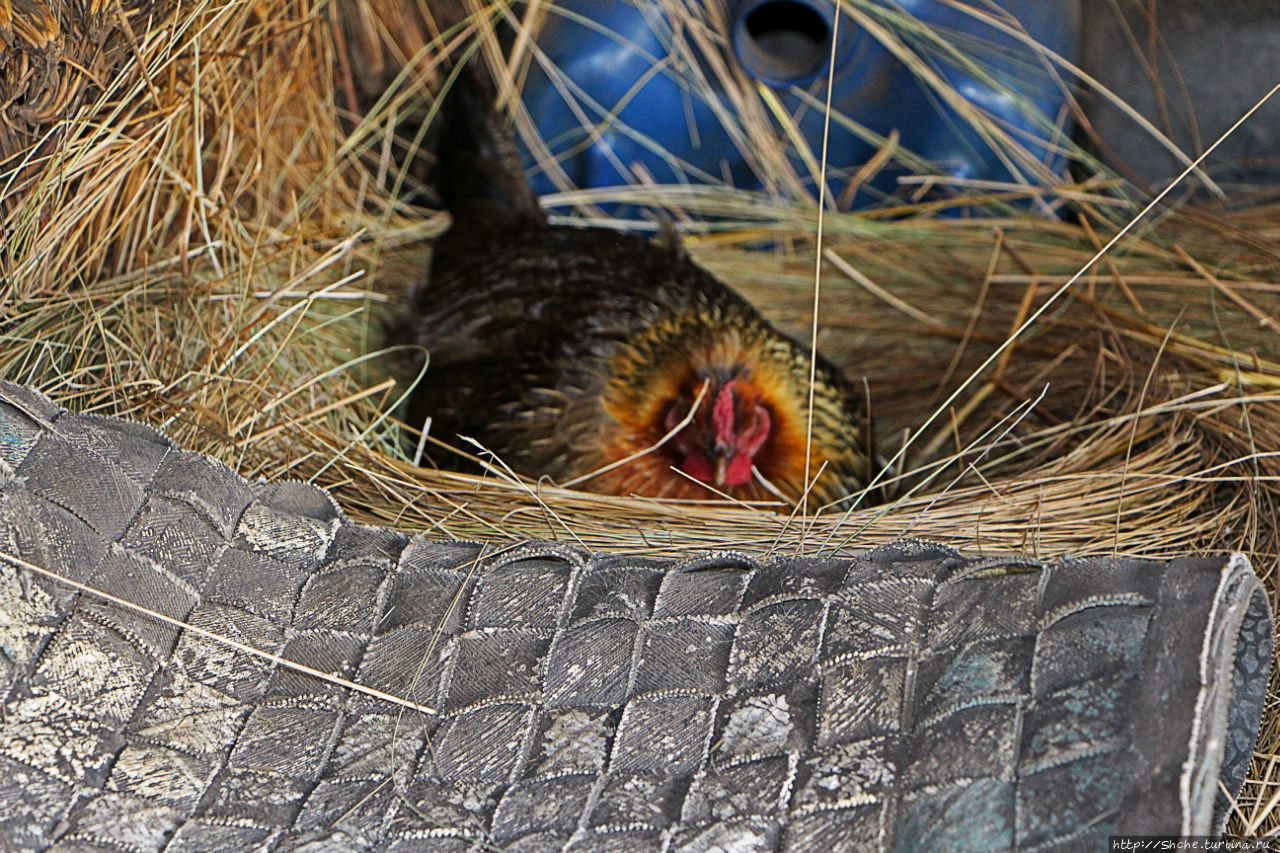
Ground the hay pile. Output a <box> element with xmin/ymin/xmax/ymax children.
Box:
<box><xmin>2</xmin><ymin>0</ymin><xmax>1279</xmax><ymax>835</ymax></box>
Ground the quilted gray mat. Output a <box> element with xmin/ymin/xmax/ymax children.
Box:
<box><xmin>0</xmin><ymin>380</ymin><xmax>1271</xmax><ymax>851</ymax></box>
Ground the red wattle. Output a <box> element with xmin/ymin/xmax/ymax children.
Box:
<box><xmin>723</xmin><ymin>453</ymin><xmax>754</xmax><ymax>487</ymax></box>
<box><xmin>681</xmin><ymin>451</ymin><xmax>714</xmax><ymax>482</ymax></box>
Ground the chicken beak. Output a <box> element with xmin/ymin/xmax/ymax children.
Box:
<box><xmin>714</xmin><ymin>454</ymin><xmax>730</xmax><ymax>488</ymax></box>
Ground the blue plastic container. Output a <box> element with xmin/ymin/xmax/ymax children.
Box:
<box><xmin>516</xmin><ymin>0</ymin><xmax>1079</xmax><ymax>214</ymax></box>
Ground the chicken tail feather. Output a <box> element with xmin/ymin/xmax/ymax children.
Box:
<box><xmin>434</xmin><ymin>65</ymin><xmax>546</xmax><ymax>232</ymax></box>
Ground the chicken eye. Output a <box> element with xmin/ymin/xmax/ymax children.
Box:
<box><xmin>663</xmin><ymin>398</ymin><xmax>693</xmax><ymax>433</ymax></box>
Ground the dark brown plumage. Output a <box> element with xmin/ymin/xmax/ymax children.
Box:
<box><xmin>390</xmin><ymin>70</ymin><xmax>874</xmax><ymax>507</ymax></box>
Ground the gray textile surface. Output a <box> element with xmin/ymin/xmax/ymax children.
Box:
<box><xmin>0</xmin><ymin>380</ymin><xmax>1271</xmax><ymax>852</ymax></box>
<box><xmin>1079</xmin><ymin>0</ymin><xmax>1280</xmax><ymax>189</ymax></box>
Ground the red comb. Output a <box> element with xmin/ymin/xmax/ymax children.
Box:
<box><xmin>712</xmin><ymin>380</ymin><xmax>737</xmax><ymax>447</ymax></box>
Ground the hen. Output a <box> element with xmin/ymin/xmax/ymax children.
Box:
<box><xmin>391</xmin><ymin>70</ymin><xmax>875</xmax><ymax>507</ymax></box>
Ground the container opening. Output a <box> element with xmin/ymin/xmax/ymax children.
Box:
<box><xmin>735</xmin><ymin>0</ymin><xmax>831</xmax><ymax>87</ymax></box>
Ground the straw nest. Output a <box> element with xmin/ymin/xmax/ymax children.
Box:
<box><xmin>2</xmin><ymin>0</ymin><xmax>1279</xmax><ymax>835</ymax></box>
